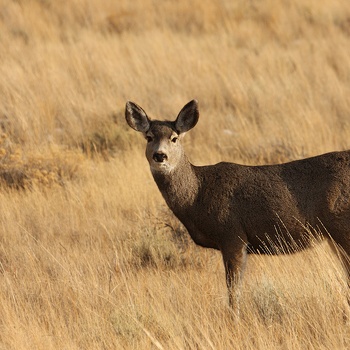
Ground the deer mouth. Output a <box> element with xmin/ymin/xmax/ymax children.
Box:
<box><xmin>150</xmin><ymin>159</ymin><xmax>174</xmax><ymax>174</ymax></box>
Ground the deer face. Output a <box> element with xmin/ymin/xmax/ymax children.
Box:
<box><xmin>143</xmin><ymin>121</ymin><xmax>184</xmax><ymax>173</ymax></box>
<box><xmin>125</xmin><ymin>100</ymin><xmax>199</xmax><ymax>174</ymax></box>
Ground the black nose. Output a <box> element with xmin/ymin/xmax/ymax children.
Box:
<box><xmin>153</xmin><ymin>152</ymin><xmax>168</xmax><ymax>162</ymax></box>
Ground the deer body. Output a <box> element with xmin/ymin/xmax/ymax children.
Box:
<box><xmin>125</xmin><ymin>100</ymin><xmax>350</xmax><ymax>314</ymax></box>
<box><xmin>153</xmin><ymin>152</ymin><xmax>350</xmax><ymax>253</ymax></box>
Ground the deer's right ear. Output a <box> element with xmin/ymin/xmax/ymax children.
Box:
<box><xmin>125</xmin><ymin>101</ymin><xmax>150</xmax><ymax>133</ymax></box>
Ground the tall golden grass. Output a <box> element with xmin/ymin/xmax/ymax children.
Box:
<box><xmin>0</xmin><ymin>0</ymin><xmax>350</xmax><ymax>348</ymax></box>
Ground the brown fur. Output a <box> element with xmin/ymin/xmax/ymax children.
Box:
<box><xmin>125</xmin><ymin>100</ymin><xmax>350</xmax><ymax>315</ymax></box>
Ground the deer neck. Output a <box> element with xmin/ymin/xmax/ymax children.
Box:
<box><xmin>151</xmin><ymin>156</ymin><xmax>199</xmax><ymax>211</ymax></box>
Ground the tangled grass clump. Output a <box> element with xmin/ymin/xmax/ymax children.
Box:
<box><xmin>0</xmin><ymin>133</ymin><xmax>83</xmax><ymax>190</ymax></box>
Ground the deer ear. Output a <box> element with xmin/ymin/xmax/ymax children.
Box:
<box><xmin>125</xmin><ymin>101</ymin><xmax>150</xmax><ymax>133</ymax></box>
<box><xmin>175</xmin><ymin>100</ymin><xmax>199</xmax><ymax>134</ymax></box>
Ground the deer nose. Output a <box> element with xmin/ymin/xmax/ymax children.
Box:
<box><xmin>153</xmin><ymin>152</ymin><xmax>168</xmax><ymax>163</ymax></box>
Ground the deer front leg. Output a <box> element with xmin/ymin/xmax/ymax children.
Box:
<box><xmin>222</xmin><ymin>244</ymin><xmax>247</xmax><ymax>317</ymax></box>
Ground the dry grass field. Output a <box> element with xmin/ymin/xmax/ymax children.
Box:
<box><xmin>0</xmin><ymin>0</ymin><xmax>350</xmax><ymax>348</ymax></box>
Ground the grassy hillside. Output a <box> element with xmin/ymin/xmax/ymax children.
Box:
<box><xmin>0</xmin><ymin>0</ymin><xmax>349</xmax><ymax>348</ymax></box>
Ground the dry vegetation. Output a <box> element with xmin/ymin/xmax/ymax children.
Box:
<box><xmin>0</xmin><ymin>0</ymin><xmax>350</xmax><ymax>348</ymax></box>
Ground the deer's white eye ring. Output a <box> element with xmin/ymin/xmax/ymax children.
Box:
<box><xmin>171</xmin><ymin>136</ymin><xmax>178</xmax><ymax>143</ymax></box>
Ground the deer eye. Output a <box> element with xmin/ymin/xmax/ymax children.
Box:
<box><xmin>146</xmin><ymin>136</ymin><xmax>153</xmax><ymax>143</ymax></box>
<box><xmin>171</xmin><ymin>136</ymin><xmax>178</xmax><ymax>143</ymax></box>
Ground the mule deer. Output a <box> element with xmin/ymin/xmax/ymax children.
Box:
<box><xmin>125</xmin><ymin>100</ymin><xmax>350</xmax><ymax>314</ymax></box>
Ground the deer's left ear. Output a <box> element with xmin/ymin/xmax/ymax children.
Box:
<box><xmin>175</xmin><ymin>100</ymin><xmax>199</xmax><ymax>134</ymax></box>
<box><xmin>125</xmin><ymin>101</ymin><xmax>151</xmax><ymax>133</ymax></box>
